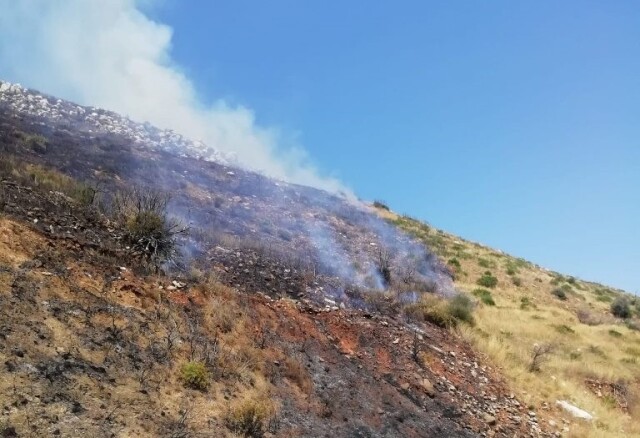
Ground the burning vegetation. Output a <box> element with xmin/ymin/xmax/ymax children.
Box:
<box><xmin>0</xmin><ymin>85</ymin><xmax>465</xmax><ymax>323</ymax></box>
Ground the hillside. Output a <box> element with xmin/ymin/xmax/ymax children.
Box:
<box><xmin>384</xmin><ymin>210</ymin><xmax>640</xmax><ymax>437</ymax></box>
<box><xmin>0</xmin><ymin>81</ymin><xmax>637</xmax><ymax>437</ymax></box>
<box><xmin>0</xmin><ymin>131</ymin><xmax>545</xmax><ymax>438</ymax></box>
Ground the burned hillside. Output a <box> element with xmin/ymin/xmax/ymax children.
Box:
<box><xmin>0</xmin><ymin>80</ymin><xmax>453</xmax><ymax>309</ymax></box>
<box><xmin>0</xmin><ymin>81</ymin><xmax>558</xmax><ymax>437</ymax></box>
<box><xmin>0</xmin><ymin>177</ymin><xmax>551</xmax><ymax>437</ymax></box>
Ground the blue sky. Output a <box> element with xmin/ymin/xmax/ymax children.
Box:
<box><xmin>0</xmin><ymin>1</ymin><xmax>637</xmax><ymax>293</ymax></box>
<box><xmin>146</xmin><ymin>1</ymin><xmax>640</xmax><ymax>292</ymax></box>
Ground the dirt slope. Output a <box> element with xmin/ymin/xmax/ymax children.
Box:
<box><xmin>0</xmin><ymin>179</ymin><xmax>552</xmax><ymax>437</ymax></box>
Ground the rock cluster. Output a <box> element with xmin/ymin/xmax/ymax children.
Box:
<box><xmin>0</xmin><ymin>80</ymin><xmax>234</xmax><ymax>165</ymax></box>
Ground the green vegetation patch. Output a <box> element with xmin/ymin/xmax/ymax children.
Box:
<box><xmin>477</xmin><ymin>258</ymin><xmax>496</xmax><ymax>269</ymax></box>
<box><xmin>553</xmin><ymin>324</ymin><xmax>575</xmax><ymax>335</ymax></box>
<box><xmin>447</xmin><ymin>294</ymin><xmax>475</xmax><ymax>325</ymax></box>
<box><xmin>476</xmin><ymin>271</ymin><xmax>498</xmax><ymax>289</ymax></box>
<box><xmin>0</xmin><ymin>159</ymin><xmax>96</xmax><ymax>206</ymax></box>
<box><xmin>608</xmin><ymin>329</ymin><xmax>623</xmax><ymax>338</ymax></box>
<box><xmin>520</xmin><ymin>296</ymin><xmax>536</xmax><ymax>310</ymax></box>
<box><xmin>587</xmin><ymin>345</ymin><xmax>607</xmax><ymax>358</ymax></box>
<box><xmin>373</xmin><ymin>200</ymin><xmax>390</xmax><ymax>211</ymax></box>
<box><xmin>180</xmin><ymin>361</ymin><xmax>209</xmax><ymax>390</ymax></box>
<box><xmin>472</xmin><ymin>288</ymin><xmax>495</xmax><ymax>306</ymax></box>
<box><xmin>447</xmin><ymin>257</ymin><xmax>461</xmax><ymax>269</ymax></box>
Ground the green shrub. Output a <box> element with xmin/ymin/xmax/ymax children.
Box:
<box><xmin>447</xmin><ymin>293</ymin><xmax>475</xmax><ymax>325</ymax></box>
<box><xmin>611</xmin><ymin>297</ymin><xmax>631</xmax><ymax>319</ymax></box>
<box><xmin>127</xmin><ymin>210</ymin><xmax>165</xmax><ymax>239</ymax></box>
<box><xmin>504</xmin><ymin>260</ymin><xmax>521</xmax><ymax>276</ymax></box>
<box><xmin>520</xmin><ymin>296</ymin><xmax>533</xmax><ymax>310</ymax></box>
<box><xmin>551</xmin><ymin>288</ymin><xmax>567</xmax><ymax>301</ymax></box>
<box><xmin>560</xmin><ymin>283</ymin><xmax>573</xmax><ymax>293</ymax></box>
<box><xmin>373</xmin><ymin>200</ymin><xmax>390</xmax><ymax>211</ymax></box>
<box><xmin>476</xmin><ymin>272</ymin><xmax>498</xmax><ymax>289</ymax></box>
<box><xmin>511</xmin><ymin>277</ymin><xmax>522</xmax><ymax>287</ymax></box>
<box><xmin>447</xmin><ymin>257</ymin><xmax>461</xmax><ymax>269</ymax></box>
<box><xmin>472</xmin><ymin>288</ymin><xmax>495</xmax><ymax>306</ymax></box>
<box><xmin>180</xmin><ymin>361</ymin><xmax>209</xmax><ymax>390</ymax></box>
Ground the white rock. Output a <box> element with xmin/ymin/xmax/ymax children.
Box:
<box><xmin>556</xmin><ymin>400</ymin><xmax>593</xmax><ymax>421</ymax></box>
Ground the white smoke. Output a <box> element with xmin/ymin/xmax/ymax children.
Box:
<box><xmin>0</xmin><ymin>0</ymin><xmax>347</xmax><ymax>193</ymax></box>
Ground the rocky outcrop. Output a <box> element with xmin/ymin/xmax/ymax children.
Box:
<box><xmin>0</xmin><ymin>80</ymin><xmax>234</xmax><ymax>165</ymax></box>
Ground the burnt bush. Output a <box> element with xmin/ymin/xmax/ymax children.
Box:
<box><xmin>20</xmin><ymin>132</ymin><xmax>48</xmax><ymax>154</ymax></box>
<box><xmin>111</xmin><ymin>188</ymin><xmax>187</xmax><ymax>269</ymax></box>
<box><xmin>528</xmin><ymin>343</ymin><xmax>554</xmax><ymax>372</ymax></box>
<box><xmin>376</xmin><ymin>248</ymin><xmax>392</xmax><ymax>287</ymax></box>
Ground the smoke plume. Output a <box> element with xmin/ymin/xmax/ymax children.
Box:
<box><xmin>0</xmin><ymin>0</ymin><xmax>346</xmax><ymax>193</ymax></box>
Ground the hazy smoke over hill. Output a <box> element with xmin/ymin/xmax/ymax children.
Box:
<box><xmin>0</xmin><ymin>0</ymin><xmax>346</xmax><ymax>193</ymax></box>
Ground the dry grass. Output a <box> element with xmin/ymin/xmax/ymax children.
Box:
<box><xmin>389</xmin><ymin>212</ymin><xmax>640</xmax><ymax>438</ymax></box>
<box><xmin>224</xmin><ymin>389</ymin><xmax>278</xmax><ymax>437</ymax></box>
<box><xmin>0</xmin><ymin>157</ymin><xmax>95</xmax><ymax>205</ymax></box>
<box><xmin>282</xmin><ymin>356</ymin><xmax>314</xmax><ymax>395</ymax></box>
<box><xmin>0</xmin><ymin>217</ymin><xmax>283</xmax><ymax>437</ymax></box>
